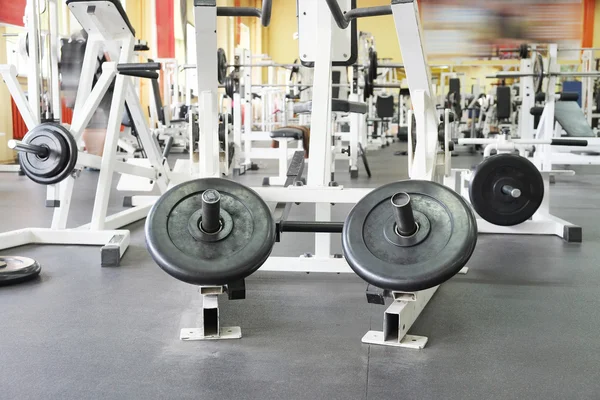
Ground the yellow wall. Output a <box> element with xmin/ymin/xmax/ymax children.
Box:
<box><xmin>266</xmin><ymin>0</ymin><xmax>400</xmax><ymax>64</ymax></box>
<box><xmin>0</xmin><ymin>26</ymin><xmax>13</xmax><ymax>162</ymax></box>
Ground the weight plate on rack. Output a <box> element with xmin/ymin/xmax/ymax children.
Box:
<box><xmin>363</xmin><ymin>71</ymin><xmax>373</xmax><ymax>102</ymax></box>
<box><xmin>342</xmin><ymin>180</ymin><xmax>477</xmax><ymax>292</ymax></box>
<box><xmin>217</xmin><ymin>47</ymin><xmax>227</xmax><ymax>84</ymax></box>
<box><xmin>518</xmin><ymin>43</ymin><xmax>529</xmax><ymax>59</ymax></box>
<box><xmin>533</xmin><ymin>53</ymin><xmax>544</xmax><ymax>95</ymax></box>
<box><xmin>368</xmin><ymin>49</ymin><xmax>378</xmax><ymax>83</ymax></box>
<box><xmin>224</xmin><ymin>75</ymin><xmax>238</xmax><ymax>98</ymax></box>
<box><xmin>469</xmin><ymin>153</ymin><xmax>544</xmax><ymax>226</ymax></box>
<box><xmin>0</xmin><ymin>256</ymin><xmax>42</xmax><ymax>286</ymax></box>
<box><xmin>19</xmin><ymin>123</ymin><xmax>78</xmax><ymax>185</ymax></box>
<box><xmin>145</xmin><ymin>178</ymin><xmax>276</xmax><ymax>285</ymax></box>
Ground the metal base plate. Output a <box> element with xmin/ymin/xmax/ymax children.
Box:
<box><xmin>180</xmin><ymin>326</ymin><xmax>242</xmax><ymax>341</ymax></box>
<box><xmin>362</xmin><ymin>331</ymin><xmax>428</xmax><ymax>349</ymax></box>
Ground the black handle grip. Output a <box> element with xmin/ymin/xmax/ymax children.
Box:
<box><xmin>119</xmin><ymin>70</ymin><xmax>159</xmax><ymax>80</ymax></box>
<box><xmin>117</xmin><ymin>62</ymin><xmax>162</xmax><ymax>72</ymax></box>
<box><xmin>162</xmin><ymin>136</ymin><xmax>174</xmax><ymax>158</ymax></box>
<box><xmin>325</xmin><ymin>0</ymin><xmax>391</xmax><ymax>30</ymax></box>
<box><xmin>217</xmin><ymin>0</ymin><xmax>271</xmax><ymax>26</ymax></box>
<box><xmin>551</xmin><ymin>139</ymin><xmax>588</xmax><ymax>147</ymax></box>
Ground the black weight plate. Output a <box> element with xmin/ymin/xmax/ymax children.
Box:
<box><xmin>363</xmin><ymin>71</ymin><xmax>373</xmax><ymax>102</ymax></box>
<box><xmin>217</xmin><ymin>48</ymin><xmax>227</xmax><ymax>84</ymax></box>
<box><xmin>343</xmin><ymin>180</ymin><xmax>477</xmax><ymax>292</ymax></box>
<box><xmin>533</xmin><ymin>53</ymin><xmax>544</xmax><ymax>95</ymax></box>
<box><xmin>19</xmin><ymin>123</ymin><xmax>78</xmax><ymax>185</ymax></box>
<box><xmin>368</xmin><ymin>49</ymin><xmax>378</xmax><ymax>82</ymax></box>
<box><xmin>519</xmin><ymin>43</ymin><xmax>529</xmax><ymax>59</ymax></box>
<box><xmin>145</xmin><ymin>178</ymin><xmax>276</xmax><ymax>285</ymax></box>
<box><xmin>469</xmin><ymin>154</ymin><xmax>544</xmax><ymax>226</ymax></box>
<box><xmin>0</xmin><ymin>256</ymin><xmax>42</xmax><ymax>286</ymax></box>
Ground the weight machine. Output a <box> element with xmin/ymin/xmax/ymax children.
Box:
<box><xmin>0</xmin><ymin>0</ymin><xmax>174</xmax><ymax>265</ymax></box>
<box><xmin>143</xmin><ymin>0</ymin><xmax>477</xmax><ymax>350</ymax></box>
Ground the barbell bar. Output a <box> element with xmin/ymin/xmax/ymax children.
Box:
<box><xmin>8</xmin><ymin>139</ymin><xmax>49</xmax><ymax>158</ymax></box>
<box><xmin>487</xmin><ymin>71</ymin><xmax>600</xmax><ymax>79</ymax></box>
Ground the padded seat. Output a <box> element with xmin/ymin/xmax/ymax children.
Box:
<box><xmin>66</xmin><ymin>0</ymin><xmax>135</xmax><ymax>36</ymax></box>
<box><xmin>270</xmin><ymin>127</ymin><xmax>304</xmax><ymax>140</ymax></box>
<box><xmin>294</xmin><ymin>99</ymin><xmax>368</xmax><ymax>115</ymax></box>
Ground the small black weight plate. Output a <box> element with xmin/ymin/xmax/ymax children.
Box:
<box><xmin>217</xmin><ymin>48</ymin><xmax>228</xmax><ymax>84</ymax></box>
<box><xmin>519</xmin><ymin>43</ymin><xmax>529</xmax><ymax>59</ymax></box>
<box><xmin>533</xmin><ymin>53</ymin><xmax>544</xmax><ymax>95</ymax></box>
<box><xmin>19</xmin><ymin>123</ymin><xmax>78</xmax><ymax>185</ymax></box>
<box><xmin>343</xmin><ymin>180</ymin><xmax>477</xmax><ymax>292</ymax></box>
<box><xmin>363</xmin><ymin>71</ymin><xmax>373</xmax><ymax>102</ymax></box>
<box><xmin>145</xmin><ymin>178</ymin><xmax>276</xmax><ymax>285</ymax></box>
<box><xmin>469</xmin><ymin>154</ymin><xmax>544</xmax><ymax>226</ymax></box>
<box><xmin>224</xmin><ymin>75</ymin><xmax>237</xmax><ymax>98</ymax></box>
<box><xmin>0</xmin><ymin>256</ymin><xmax>42</xmax><ymax>286</ymax></box>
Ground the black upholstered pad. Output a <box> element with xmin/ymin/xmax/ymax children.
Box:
<box><xmin>270</xmin><ymin>127</ymin><xmax>304</xmax><ymax>140</ymax></box>
<box><xmin>66</xmin><ymin>0</ymin><xmax>135</xmax><ymax>36</ymax></box>
<box><xmin>294</xmin><ymin>100</ymin><xmax>368</xmax><ymax>115</ymax></box>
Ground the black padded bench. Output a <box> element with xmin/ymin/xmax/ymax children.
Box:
<box><xmin>270</xmin><ymin>127</ymin><xmax>304</xmax><ymax>140</ymax></box>
<box><xmin>294</xmin><ymin>99</ymin><xmax>368</xmax><ymax>115</ymax></box>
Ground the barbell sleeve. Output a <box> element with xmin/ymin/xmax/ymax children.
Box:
<box><xmin>391</xmin><ymin>192</ymin><xmax>418</xmax><ymax>237</ymax></box>
<box><xmin>501</xmin><ymin>185</ymin><xmax>522</xmax><ymax>198</ymax></box>
<box><xmin>8</xmin><ymin>139</ymin><xmax>49</xmax><ymax>158</ymax></box>
<box><xmin>201</xmin><ymin>189</ymin><xmax>222</xmax><ymax>234</ymax></box>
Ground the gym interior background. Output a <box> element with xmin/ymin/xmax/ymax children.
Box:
<box><xmin>2</xmin><ymin>0</ymin><xmax>600</xmax><ymax>399</ymax></box>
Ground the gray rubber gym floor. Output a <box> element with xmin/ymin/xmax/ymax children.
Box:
<box><xmin>2</xmin><ymin>143</ymin><xmax>600</xmax><ymax>400</ymax></box>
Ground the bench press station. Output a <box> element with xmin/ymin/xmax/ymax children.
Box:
<box><xmin>142</xmin><ymin>0</ymin><xmax>477</xmax><ymax>349</ymax></box>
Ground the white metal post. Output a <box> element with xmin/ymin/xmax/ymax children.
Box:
<box><xmin>244</xmin><ymin>49</ymin><xmax>253</xmax><ymax>166</ymax></box>
<box><xmin>90</xmin><ymin>36</ymin><xmax>134</xmax><ymax>230</ymax></box>
<box><xmin>49</xmin><ymin>0</ymin><xmax>61</xmax><ymax>120</ymax></box>
<box><xmin>194</xmin><ymin>2</ymin><xmax>220</xmax><ymax>177</ymax></box>
<box><xmin>518</xmin><ymin>57</ymin><xmax>535</xmax><ymax>139</ymax></box>
<box><xmin>26</xmin><ymin>0</ymin><xmax>41</xmax><ymax>123</ymax></box>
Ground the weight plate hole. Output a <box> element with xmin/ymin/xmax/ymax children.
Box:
<box><xmin>395</xmin><ymin>223</ymin><xmax>420</xmax><ymax>238</ymax></box>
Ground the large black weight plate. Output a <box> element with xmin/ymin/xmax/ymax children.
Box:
<box><xmin>469</xmin><ymin>154</ymin><xmax>544</xmax><ymax>226</ymax></box>
<box><xmin>0</xmin><ymin>256</ymin><xmax>42</xmax><ymax>286</ymax></box>
<box><xmin>217</xmin><ymin>48</ymin><xmax>227</xmax><ymax>84</ymax></box>
<box><xmin>19</xmin><ymin>123</ymin><xmax>78</xmax><ymax>185</ymax></box>
<box><xmin>343</xmin><ymin>180</ymin><xmax>477</xmax><ymax>292</ymax></box>
<box><xmin>145</xmin><ymin>178</ymin><xmax>276</xmax><ymax>285</ymax></box>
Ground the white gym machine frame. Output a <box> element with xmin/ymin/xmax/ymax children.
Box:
<box><xmin>0</xmin><ymin>0</ymin><xmax>174</xmax><ymax>266</ymax></box>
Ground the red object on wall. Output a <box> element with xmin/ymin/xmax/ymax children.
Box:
<box><xmin>0</xmin><ymin>0</ymin><xmax>26</xmax><ymax>26</ymax></box>
<box><xmin>62</xmin><ymin>101</ymin><xmax>74</xmax><ymax>125</ymax></box>
<box><xmin>156</xmin><ymin>0</ymin><xmax>175</xmax><ymax>58</ymax></box>
<box><xmin>10</xmin><ymin>98</ymin><xmax>27</xmax><ymax>140</ymax></box>
<box><xmin>582</xmin><ymin>0</ymin><xmax>595</xmax><ymax>48</ymax></box>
